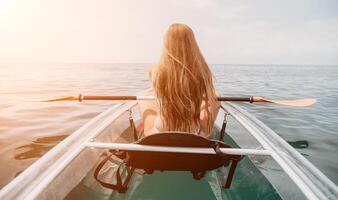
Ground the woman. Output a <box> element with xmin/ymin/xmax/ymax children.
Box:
<box><xmin>139</xmin><ymin>23</ymin><xmax>220</xmax><ymax>138</ymax></box>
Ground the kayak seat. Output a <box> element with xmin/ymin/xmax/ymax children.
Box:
<box><xmin>95</xmin><ymin>132</ymin><xmax>242</xmax><ymax>193</ymax></box>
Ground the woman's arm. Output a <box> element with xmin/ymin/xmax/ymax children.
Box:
<box><xmin>199</xmin><ymin>91</ymin><xmax>221</xmax><ymax>138</ymax></box>
<box><xmin>138</xmin><ymin>91</ymin><xmax>159</xmax><ymax>136</ymax></box>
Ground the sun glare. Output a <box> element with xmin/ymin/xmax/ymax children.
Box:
<box><xmin>0</xmin><ymin>0</ymin><xmax>15</xmax><ymax>14</ymax></box>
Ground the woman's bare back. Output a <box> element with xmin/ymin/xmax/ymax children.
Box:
<box><xmin>138</xmin><ymin>91</ymin><xmax>220</xmax><ymax>138</ymax></box>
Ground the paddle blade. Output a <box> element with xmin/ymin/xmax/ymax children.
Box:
<box><xmin>43</xmin><ymin>96</ymin><xmax>79</xmax><ymax>102</ymax></box>
<box><xmin>269</xmin><ymin>98</ymin><xmax>317</xmax><ymax>107</ymax></box>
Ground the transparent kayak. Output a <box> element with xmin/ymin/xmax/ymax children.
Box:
<box><xmin>0</xmin><ymin>98</ymin><xmax>337</xmax><ymax>200</ymax></box>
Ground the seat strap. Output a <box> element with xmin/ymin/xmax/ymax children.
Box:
<box><xmin>128</xmin><ymin>110</ymin><xmax>139</xmax><ymax>141</ymax></box>
<box><xmin>211</xmin><ymin>143</ymin><xmax>232</xmax><ymax>162</ymax></box>
<box><xmin>219</xmin><ymin>113</ymin><xmax>228</xmax><ymax>141</ymax></box>
<box><xmin>211</xmin><ymin>142</ymin><xmax>242</xmax><ymax>188</ymax></box>
<box><xmin>224</xmin><ymin>160</ymin><xmax>239</xmax><ymax>188</ymax></box>
<box><xmin>94</xmin><ymin>153</ymin><xmax>134</xmax><ymax>193</ymax></box>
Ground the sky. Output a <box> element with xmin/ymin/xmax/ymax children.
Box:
<box><xmin>0</xmin><ymin>0</ymin><xmax>337</xmax><ymax>65</ymax></box>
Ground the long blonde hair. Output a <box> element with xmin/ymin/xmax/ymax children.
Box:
<box><xmin>150</xmin><ymin>23</ymin><xmax>217</xmax><ymax>133</ymax></box>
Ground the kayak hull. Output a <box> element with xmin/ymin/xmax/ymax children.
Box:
<box><xmin>1</xmin><ymin>92</ymin><xmax>336</xmax><ymax>199</ymax></box>
<box><xmin>37</xmin><ymin>102</ymin><xmax>281</xmax><ymax>200</ymax></box>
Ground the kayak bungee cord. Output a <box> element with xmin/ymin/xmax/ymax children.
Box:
<box><xmin>44</xmin><ymin>94</ymin><xmax>317</xmax><ymax>107</ymax></box>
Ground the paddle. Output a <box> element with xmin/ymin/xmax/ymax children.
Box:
<box><xmin>44</xmin><ymin>94</ymin><xmax>316</xmax><ymax>107</ymax></box>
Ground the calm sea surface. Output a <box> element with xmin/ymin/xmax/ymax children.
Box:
<box><xmin>0</xmin><ymin>63</ymin><xmax>337</xmax><ymax>188</ymax></box>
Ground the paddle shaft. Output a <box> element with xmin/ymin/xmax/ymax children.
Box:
<box><xmin>45</xmin><ymin>95</ymin><xmax>316</xmax><ymax>107</ymax></box>
<box><xmin>79</xmin><ymin>95</ymin><xmax>253</xmax><ymax>102</ymax></box>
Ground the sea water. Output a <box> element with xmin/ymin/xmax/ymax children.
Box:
<box><xmin>0</xmin><ymin>63</ymin><xmax>337</xmax><ymax>189</ymax></box>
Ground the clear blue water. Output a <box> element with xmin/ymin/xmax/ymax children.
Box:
<box><xmin>0</xmin><ymin>63</ymin><xmax>337</xmax><ymax>189</ymax></box>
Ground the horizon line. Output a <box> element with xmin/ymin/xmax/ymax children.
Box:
<box><xmin>0</xmin><ymin>62</ymin><xmax>337</xmax><ymax>66</ymax></box>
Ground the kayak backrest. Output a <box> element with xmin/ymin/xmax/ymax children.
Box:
<box><xmin>95</xmin><ymin>132</ymin><xmax>242</xmax><ymax>193</ymax></box>
<box><xmin>124</xmin><ymin>132</ymin><xmax>242</xmax><ymax>185</ymax></box>
<box><xmin>135</xmin><ymin>131</ymin><xmax>228</xmax><ymax>147</ymax></box>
